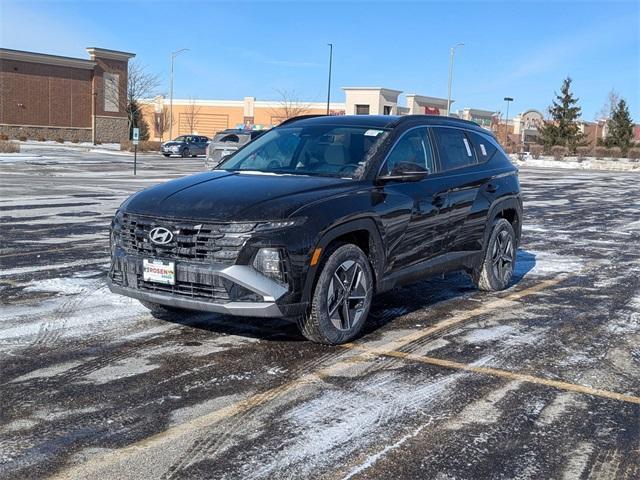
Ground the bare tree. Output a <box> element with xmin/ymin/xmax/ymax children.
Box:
<box><xmin>596</xmin><ymin>89</ymin><xmax>620</xmax><ymax>121</ymax></box>
<box><xmin>268</xmin><ymin>89</ymin><xmax>310</xmax><ymax>125</ymax></box>
<box><xmin>119</xmin><ymin>60</ymin><xmax>161</xmax><ymax>136</ymax></box>
<box><xmin>154</xmin><ymin>105</ymin><xmax>172</xmax><ymax>142</ymax></box>
<box><xmin>183</xmin><ymin>97</ymin><xmax>201</xmax><ymax>134</ymax></box>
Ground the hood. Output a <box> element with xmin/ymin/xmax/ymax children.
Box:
<box><xmin>122</xmin><ymin>171</ymin><xmax>361</xmax><ymax>221</ymax></box>
<box><xmin>162</xmin><ymin>141</ymin><xmax>185</xmax><ymax>147</ymax></box>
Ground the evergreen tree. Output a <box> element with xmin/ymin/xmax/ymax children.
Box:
<box><xmin>605</xmin><ymin>99</ymin><xmax>634</xmax><ymax>153</ymax></box>
<box><xmin>127</xmin><ymin>100</ymin><xmax>150</xmax><ymax>141</ymax></box>
<box><xmin>539</xmin><ymin>77</ymin><xmax>584</xmax><ymax>152</ymax></box>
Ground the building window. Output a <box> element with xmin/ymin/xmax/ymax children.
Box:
<box><xmin>103</xmin><ymin>72</ymin><xmax>120</xmax><ymax>112</ymax></box>
<box><xmin>383</xmin><ymin>105</ymin><xmax>392</xmax><ymax>115</ymax></box>
<box><xmin>355</xmin><ymin>104</ymin><xmax>370</xmax><ymax>115</ymax></box>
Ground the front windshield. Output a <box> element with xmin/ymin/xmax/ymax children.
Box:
<box><xmin>173</xmin><ymin>136</ymin><xmax>186</xmax><ymax>142</ymax></box>
<box><xmin>216</xmin><ymin>125</ymin><xmax>388</xmax><ymax>178</ymax></box>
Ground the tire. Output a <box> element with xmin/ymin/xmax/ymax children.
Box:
<box><xmin>472</xmin><ymin>218</ymin><xmax>517</xmax><ymax>291</ymax></box>
<box><xmin>139</xmin><ymin>300</ymin><xmax>191</xmax><ymax>317</ymax></box>
<box><xmin>181</xmin><ymin>148</ymin><xmax>190</xmax><ymax>158</ymax></box>
<box><xmin>163</xmin><ymin>154</ymin><xmax>170</xmax><ymax>157</ymax></box>
<box><xmin>297</xmin><ymin>243</ymin><xmax>374</xmax><ymax>345</ymax></box>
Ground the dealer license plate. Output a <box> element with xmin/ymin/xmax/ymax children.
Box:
<box><xmin>143</xmin><ymin>259</ymin><xmax>175</xmax><ymax>285</ymax></box>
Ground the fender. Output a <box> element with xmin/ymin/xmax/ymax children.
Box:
<box><xmin>299</xmin><ymin>217</ymin><xmax>385</xmax><ymax>305</ymax></box>
<box><xmin>482</xmin><ymin>194</ymin><xmax>523</xmax><ymax>250</ymax></box>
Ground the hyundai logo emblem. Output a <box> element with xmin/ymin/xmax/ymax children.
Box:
<box><xmin>149</xmin><ymin>227</ymin><xmax>173</xmax><ymax>245</ymax></box>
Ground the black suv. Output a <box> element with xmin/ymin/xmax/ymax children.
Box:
<box><xmin>109</xmin><ymin>115</ymin><xmax>522</xmax><ymax>344</ymax></box>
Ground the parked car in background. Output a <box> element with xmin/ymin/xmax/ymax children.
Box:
<box><xmin>162</xmin><ymin>135</ymin><xmax>210</xmax><ymax>158</ymax></box>
<box><xmin>204</xmin><ymin>129</ymin><xmax>268</xmax><ymax>169</ymax></box>
<box><xmin>110</xmin><ymin>115</ymin><xmax>522</xmax><ymax>344</ymax></box>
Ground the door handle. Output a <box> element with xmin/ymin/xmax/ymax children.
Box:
<box><xmin>485</xmin><ymin>183</ymin><xmax>499</xmax><ymax>193</ymax></box>
<box><xmin>432</xmin><ymin>194</ymin><xmax>446</xmax><ymax>208</ymax></box>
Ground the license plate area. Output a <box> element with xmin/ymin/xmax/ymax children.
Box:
<box><xmin>143</xmin><ymin>259</ymin><xmax>175</xmax><ymax>285</ymax></box>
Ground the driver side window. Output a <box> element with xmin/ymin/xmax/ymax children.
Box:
<box><xmin>381</xmin><ymin>128</ymin><xmax>434</xmax><ymax>176</ymax></box>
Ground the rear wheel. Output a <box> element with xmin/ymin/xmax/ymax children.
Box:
<box><xmin>298</xmin><ymin>243</ymin><xmax>373</xmax><ymax>345</ymax></box>
<box><xmin>472</xmin><ymin>218</ymin><xmax>516</xmax><ymax>291</ymax></box>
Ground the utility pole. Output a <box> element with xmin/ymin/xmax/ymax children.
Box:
<box><xmin>503</xmin><ymin>97</ymin><xmax>514</xmax><ymax>146</ymax></box>
<box><xmin>446</xmin><ymin>43</ymin><xmax>464</xmax><ymax>116</ymax></box>
<box><xmin>326</xmin><ymin>43</ymin><xmax>333</xmax><ymax>115</ymax></box>
<box><xmin>169</xmin><ymin>48</ymin><xmax>189</xmax><ymax>140</ymax></box>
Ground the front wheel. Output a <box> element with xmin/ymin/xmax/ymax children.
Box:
<box><xmin>472</xmin><ymin>218</ymin><xmax>517</xmax><ymax>291</ymax></box>
<box><xmin>163</xmin><ymin>154</ymin><xmax>170</xmax><ymax>157</ymax></box>
<box><xmin>297</xmin><ymin>244</ymin><xmax>373</xmax><ymax>344</ymax></box>
<box><xmin>181</xmin><ymin>148</ymin><xmax>190</xmax><ymax>158</ymax></box>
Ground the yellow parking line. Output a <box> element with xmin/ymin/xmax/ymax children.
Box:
<box><xmin>342</xmin><ymin>345</ymin><xmax>640</xmax><ymax>405</ymax></box>
<box><xmin>51</xmin><ymin>275</ymin><xmax>569</xmax><ymax>478</ymax></box>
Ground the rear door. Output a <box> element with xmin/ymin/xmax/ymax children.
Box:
<box><xmin>430</xmin><ymin>127</ymin><xmax>494</xmax><ymax>252</ymax></box>
<box><xmin>376</xmin><ymin>127</ymin><xmax>450</xmax><ymax>270</ymax></box>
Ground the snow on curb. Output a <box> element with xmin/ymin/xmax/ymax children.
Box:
<box><xmin>510</xmin><ymin>155</ymin><xmax>639</xmax><ymax>172</ymax></box>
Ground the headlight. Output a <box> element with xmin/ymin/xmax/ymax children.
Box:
<box><xmin>170</xmin><ymin>145</ymin><xmax>180</xmax><ymax>152</ymax></box>
<box><xmin>254</xmin><ymin>218</ymin><xmax>306</xmax><ymax>231</ymax></box>
<box><xmin>253</xmin><ymin>248</ymin><xmax>286</xmax><ymax>284</ymax></box>
<box><xmin>219</xmin><ymin>223</ymin><xmax>256</xmax><ymax>233</ymax></box>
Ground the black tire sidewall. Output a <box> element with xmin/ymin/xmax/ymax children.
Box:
<box><xmin>182</xmin><ymin>148</ymin><xmax>190</xmax><ymax>158</ymax></box>
<box><xmin>308</xmin><ymin>244</ymin><xmax>374</xmax><ymax>344</ymax></box>
<box><xmin>482</xmin><ymin>218</ymin><xmax>517</xmax><ymax>290</ymax></box>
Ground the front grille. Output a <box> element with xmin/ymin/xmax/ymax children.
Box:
<box><xmin>119</xmin><ymin>214</ymin><xmax>250</xmax><ymax>264</ymax></box>
<box><xmin>137</xmin><ymin>276</ymin><xmax>231</xmax><ymax>303</ymax></box>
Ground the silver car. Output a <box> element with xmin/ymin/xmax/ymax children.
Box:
<box><xmin>204</xmin><ymin>129</ymin><xmax>267</xmax><ymax>169</ymax></box>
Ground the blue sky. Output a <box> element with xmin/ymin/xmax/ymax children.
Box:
<box><xmin>1</xmin><ymin>0</ymin><xmax>638</xmax><ymax>120</ymax></box>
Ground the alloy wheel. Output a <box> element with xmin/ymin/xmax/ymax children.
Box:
<box><xmin>326</xmin><ymin>260</ymin><xmax>368</xmax><ymax>331</ymax></box>
<box><xmin>491</xmin><ymin>229</ymin><xmax>514</xmax><ymax>283</ymax></box>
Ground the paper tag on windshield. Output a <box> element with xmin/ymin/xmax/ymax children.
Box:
<box><xmin>364</xmin><ymin>129</ymin><xmax>383</xmax><ymax>137</ymax></box>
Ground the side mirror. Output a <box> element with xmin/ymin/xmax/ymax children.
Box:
<box><xmin>376</xmin><ymin>162</ymin><xmax>429</xmax><ymax>184</ymax></box>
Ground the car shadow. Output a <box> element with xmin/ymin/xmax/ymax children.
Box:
<box><xmin>155</xmin><ymin>249</ymin><xmax>537</xmax><ymax>343</ymax></box>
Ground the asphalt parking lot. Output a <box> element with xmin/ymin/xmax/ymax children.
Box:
<box><xmin>1</xmin><ymin>146</ymin><xmax>639</xmax><ymax>480</ymax></box>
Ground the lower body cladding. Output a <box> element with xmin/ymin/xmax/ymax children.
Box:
<box><xmin>108</xmin><ymin>251</ymin><xmax>299</xmax><ymax>318</ymax></box>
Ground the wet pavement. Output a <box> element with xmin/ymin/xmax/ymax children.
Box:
<box><xmin>1</xmin><ymin>148</ymin><xmax>639</xmax><ymax>479</ymax></box>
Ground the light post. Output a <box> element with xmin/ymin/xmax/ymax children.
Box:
<box><xmin>169</xmin><ymin>48</ymin><xmax>189</xmax><ymax>140</ymax></box>
<box><xmin>326</xmin><ymin>43</ymin><xmax>333</xmax><ymax>115</ymax></box>
<box><xmin>446</xmin><ymin>42</ymin><xmax>464</xmax><ymax>116</ymax></box>
<box><xmin>503</xmin><ymin>96</ymin><xmax>514</xmax><ymax>147</ymax></box>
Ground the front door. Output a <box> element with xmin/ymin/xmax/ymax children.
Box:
<box><xmin>376</xmin><ymin>127</ymin><xmax>450</xmax><ymax>271</ymax></box>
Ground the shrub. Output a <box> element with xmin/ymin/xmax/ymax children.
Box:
<box><xmin>120</xmin><ymin>140</ymin><xmax>162</xmax><ymax>152</ymax></box>
<box><xmin>18</xmin><ymin>135</ymin><xmax>27</xmax><ymax>141</ymax></box>
<box><xmin>607</xmin><ymin>147</ymin><xmax>622</xmax><ymax>159</ymax></box>
<box><xmin>594</xmin><ymin>146</ymin><xmax>607</xmax><ymax>159</ymax></box>
<box><xmin>576</xmin><ymin>146</ymin><xmax>591</xmax><ymax>161</ymax></box>
<box><xmin>0</xmin><ymin>133</ymin><xmax>8</xmax><ymax>141</ymax></box>
<box><xmin>71</xmin><ymin>138</ymin><xmax>80</xmax><ymax>143</ymax></box>
<box><xmin>627</xmin><ymin>147</ymin><xmax>640</xmax><ymax>161</ymax></box>
<box><xmin>0</xmin><ymin>140</ymin><xmax>20</xmax><ymax>153</ymax></box>
<box><xmin>37</xmin><ymin>136</ymin><xmax>46</xmax><ymax>142</ymax></box>
<box><xmin>55</xmin><ymin>137</ymin><xmax>64</xmax><ymax>143</ymax></box>
<box><xmin>530</xmin><ymin>145</ymin><xmax>543</xmax><ymax>159</ymax></box>
<box><xmin>550</xmin><ymin>145</ymin><xmax>568</xmax><ymax>161</ymax></box>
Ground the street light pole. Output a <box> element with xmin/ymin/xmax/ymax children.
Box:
<box><xmin>446</xmin><ymin>43</ymin><xmax>464</xmax><ymax>117</ymax></box>
<box><xmin>169</xmin><ymin>48</ymin><xmax>189</xmax><ymax>140</ymax></box>
<box><xmin>503</xmin><ymin>96</ymin><xmax>514</xmax><ymax>146</ymax></box>
<box><xmin>326</xmin><ymin>43</ymin><xmax>333</xmax><ymax>115</ymax></box>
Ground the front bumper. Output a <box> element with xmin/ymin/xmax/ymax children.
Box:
<box><xmin>109</xmin><ymin>251</ymin><xmax>288</xmax><ymax>318</ymax></box>
<box><xmin>108</xmin><ymin>279</ymin><xmax>283</xmax><ymax>317</ymax></box>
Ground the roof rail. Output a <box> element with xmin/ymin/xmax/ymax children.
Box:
<box><xmin>277</xmin><ymin>114</ymin><xmax>326</xmax><ymax>127</ymax></box>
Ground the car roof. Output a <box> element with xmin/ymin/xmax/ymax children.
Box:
<box><xmin>279</xmin><ymin>114</ymin><xmax>492</xmax><ymax>135</ymax></box>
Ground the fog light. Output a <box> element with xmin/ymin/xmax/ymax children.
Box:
<box><xmin>253</xmin><ymin>248</ymin><xmax>285</xmax><ymax>283</ymax></box>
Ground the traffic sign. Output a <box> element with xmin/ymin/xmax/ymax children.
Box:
<box><xmin>132</xmin><ymin>127</ymin><xmax>140</xmax><ymax>145</ymax></box>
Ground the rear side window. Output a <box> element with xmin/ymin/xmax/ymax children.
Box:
<box><xmin>465</xmin><ymin>131</ymin><xmax>497</xmax><ymax>162</ymax></box>
<box><xmin>432</xmin><ymin>127</ymin><xmax>476</xmax><ymax>171</ymax></box>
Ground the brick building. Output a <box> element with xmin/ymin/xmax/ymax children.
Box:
<box><xmin>0</xmin><ymin>47</ymin><xmax>134</xmax><ymax>143</ymax></box>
